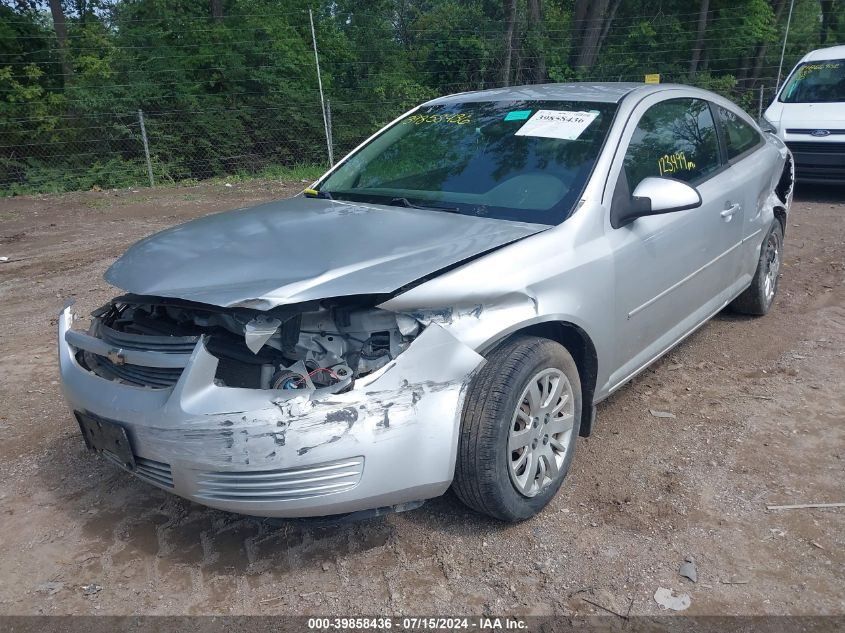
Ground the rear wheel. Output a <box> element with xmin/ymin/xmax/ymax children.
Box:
<box><xmin>731</xmin><ymin>219</ymin><xmax>784</xmax><ymax>316</ymax></box>
<box><xmin>452</xmin><ymin>336</ymin><xmax>581</xmax><ymax>522</ymax></box>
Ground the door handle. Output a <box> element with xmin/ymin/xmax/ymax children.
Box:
<box><xmin>721</xmin><ymin>203</ymin><xmax>740</xmax><ymax>221</ymax></box>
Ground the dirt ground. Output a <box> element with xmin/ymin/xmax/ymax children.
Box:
<box><xmin>0</xmin><ymin>179</ymin><xmax>842</xmax><ymax>618</ymax></box>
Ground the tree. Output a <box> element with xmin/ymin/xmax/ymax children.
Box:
<box><xmin>819</xmin><ymin>0</ymin><xmax>839</xmax><ymax>43</ymax></box>
<box><xmin>689</xmin><ymin>0</ymin><xmax>710</xmax><ymax>78</ymax></box>
<box><xmin>570</xmin><ymin>0</ymin><xmax>611</xmax><ymax>73</ymax></box>
<box><xmin>210</xmin><ymin>0</ymin><xmax>224</xmax><ymax>21</ymax></box>
<box><xmin>0</xmin><ymin>0</ymin><xmax>831</xmax><ymax>195</ymax></box>
<box><xmin>592</xmin><ymin>0</ymin><xmax>621</xmax><ymax>73</ymax></box>
<box><xmin>751</xmin><ymin>0</ymin><xmax>785</xmax><ymax>87</ymax></box>
<box><xmin>527</xmin><ymin>0</ymin><xmax>545</xmax><ymax>82</ymax></box>
<box><xmin>502</xmin><ymin>0</ymin><xmax>517</xmax><ymax>86</ymax></box>
<box><xmin>48</xmin><ymin>0</ymin><xmax>73</xmax><ymax>84</ymax></box>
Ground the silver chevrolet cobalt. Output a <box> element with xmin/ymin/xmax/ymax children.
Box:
<box><xmin>59</xmin><ymin>83</ymin><xmax>793</xmax><ymax>521</ymax></box>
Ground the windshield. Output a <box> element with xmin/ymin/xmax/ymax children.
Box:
<box><xmin>316</xmin><ymin>100</ymin><xmax>618</xmax><ymax>225</ymax></box>
<box><xmin>780</xmin><ymin>60</ymin><xmax>845</xmax><ymax>103</ymax></box>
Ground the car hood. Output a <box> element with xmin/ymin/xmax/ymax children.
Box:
<box><xmin>766</xmin><ymin>101</ymin><xmax>845</xmax><ymax>130</ymax></box>
<box><xmin>105</xmin><ymin>196</ymin><xmax>547</xmax><ymax>309</ymax></box>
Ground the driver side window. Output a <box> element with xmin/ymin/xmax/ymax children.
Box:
<box><xmin>624</xmin><ymin>98</ymin><xmax>721</xmax><ymax>189</ymax></box>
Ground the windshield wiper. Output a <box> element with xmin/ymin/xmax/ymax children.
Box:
<box><xmin>388</xmin><ymin>197</ymin><xmax>460</xmax><ymax>213</ymax></box>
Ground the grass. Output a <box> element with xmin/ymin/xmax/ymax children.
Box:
<box><xmin>117</xmin><ymin>195</ymin><xmax>153</xmax><ymax>205</ymax></box>
<box><xmin>0</xmin><ymin>163</ymin><xmax>329</xmax><ymax>198</ymax></box>
<box><xmin>218</xmin><ymin>163</ymin><xmax>327</xmax><ymax>185</ymax></box>
<box><xmin>84</xmin><ymin>198</ymin><xmax>112</xmax><ymax>210</ymax></box>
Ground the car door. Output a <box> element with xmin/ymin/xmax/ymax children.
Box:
<box><xmin>604</xmin><ymin>95</ymin><xmax>745</xmax><ymax>391</ymax></box>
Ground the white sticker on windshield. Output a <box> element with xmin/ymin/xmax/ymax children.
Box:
<box><xmin>514</xmin><ymin>109</ymin><xmax>599</xmax><ymax>140</ymax></box>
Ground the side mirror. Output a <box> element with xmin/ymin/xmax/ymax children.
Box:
<box><xmin>758</xmin><ymin>117</ymin><xmax>777</xmax><ymax>134</ymax></box>
<box><xmin>615</xmin><ymin>177</ymin><xmax>702</xmax><ymax>226</ymax></box>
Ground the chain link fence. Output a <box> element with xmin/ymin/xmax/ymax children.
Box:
<box><xmin>0</xmin><ymin>104</ymin><xmax>333</xmax><ymax>194</ymax></box>
<box><xmin>0</xmin><ymin>7</ymin><xmax>797</xmax><ymax>196</ymax></box>
<box><xmin>0</xmin><ymin>86</ymin><xmax>780</xmax><ymax>196</ymax></box>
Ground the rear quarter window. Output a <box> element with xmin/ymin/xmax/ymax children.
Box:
<box><xmin>718</xmin><ymin>106</ymin><xmax>763</xmax><ymax>160</ymax></box>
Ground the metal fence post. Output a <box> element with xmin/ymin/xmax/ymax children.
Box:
<box><xmin>326</xmin><ymin>100</ymin><xmax>334</xmax><ymax>165</ymax></box>
<box><xmin>309</xmin><ymin>8</ymin><xmax>333</xmax><ymax>167</ymax></box>
<box><xmin>137</xmin><ymin>109</ymin><xmax>155</xmax><ymax>188</ymax></box>
<box><xmin>776</xmin><ymin>0</ymin><xmax>795</xmax><ymax>91</ymax></box>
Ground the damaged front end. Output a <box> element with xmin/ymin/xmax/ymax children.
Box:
<box><xmin>71</xmin><ymin>294</ymin><xmax>422</xmax><ymax>395</ymax></box>
<box><xmin>59</xmin><ymin>294</ymin><xmax>485</xmax><ymax>517</ymax></box>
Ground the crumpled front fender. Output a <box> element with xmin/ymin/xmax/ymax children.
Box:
<box><xmin>59</xmin><ymin>306</ymin><xmax>486</xmax><ymax>516</ymax></box>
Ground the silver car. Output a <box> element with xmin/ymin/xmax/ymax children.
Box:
<box><xmin>59</xmin><ymin>83</ymin><xmax>793</xmax><ymax>521</ymax></box>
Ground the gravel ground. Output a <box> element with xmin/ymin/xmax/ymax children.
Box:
<box><xmin>0</xmin><ymin>180</ymin><xmax>842</xmax><ymax>617</ymax></box>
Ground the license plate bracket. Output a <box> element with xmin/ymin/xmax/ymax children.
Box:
<box><xmin>75</xmin><ymin>412</ymin><xmax>136</xmax><ymax>470</ymax></box>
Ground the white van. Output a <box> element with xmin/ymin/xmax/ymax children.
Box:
<box><xmin>763</xmin><ymin>44</ymin><xmax>845</xmax><ymax>183</ymax></box>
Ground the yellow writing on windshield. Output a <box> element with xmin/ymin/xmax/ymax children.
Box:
<box><xmin>657</xmin><ymin>151</ymin><xmax>696</xmax><ymax>176</ymax></box>
<box><xmin>799</xmin><ymin>63</ymin><xmax>841</xmax><ymax>78</ymax></box>
<box><xmin>408</xmin><ymin>113</ymin><xmax>472</xmax><ymax>125</ymax></box>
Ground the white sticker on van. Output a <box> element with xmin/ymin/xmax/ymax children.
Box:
<box><xmin>514</xmin><ymin>109</ymin><xmax>599</xmax><ymax>140</ymax></box>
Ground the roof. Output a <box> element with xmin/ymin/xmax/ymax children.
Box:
<box><xmin>802</xmin><ymin>45</ymin><xmax>845</xmax><ymax>62</ymax></box>
<box><xmin>426</xmin><ymin>82</ymin><xmax>647</xmax><ymax>105</ymax></box>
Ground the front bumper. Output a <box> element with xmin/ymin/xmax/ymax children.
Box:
<box><xmin>58</xmin><ymin>306</ymin><xmax>485</xmax><ymax>517</ymax></box>
<box><xmin>784</xmin><ymin>140</ymin><xmax>845</xmax><ymax>182</ymax></box>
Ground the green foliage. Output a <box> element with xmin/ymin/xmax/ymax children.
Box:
<box><xmin>221</xmin><ymin>163</ymin><xmax>328</xmax><ymax>184</ymax></box>
<box><xmin>690</xmin><ymin>72</ymin><xmax>739</xmax><ymax>97</ymax></box>
<box><xmin>2</xmin><ymin>157</ymin><xmax>148</xmax><ymax>196</ymax></box>
<box><xmin>0</xmin><ymin>0</ymin><xmax>831</xmax><ymax>196</ymax></box>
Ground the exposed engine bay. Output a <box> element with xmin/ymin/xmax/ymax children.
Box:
<box><xmin>79</xmin><ymin>294</ymin><xmax>422</xmax><ymax>392</ymax></box>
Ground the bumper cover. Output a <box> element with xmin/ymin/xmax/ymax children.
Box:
<box><xmin>58</xmin><ymin>306</ymin><xmax>485</xmax><ymax>517</ymax></box>
<box><xmin>784</xmin><ymin>140</ymin><xmax>845</xmax><ymax>182</ymax></box>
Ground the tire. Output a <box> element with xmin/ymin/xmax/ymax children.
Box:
<box><xmin>730</xmin><ymin>219</ymin><xmax>784</xmax><ymax>316</ymax></box>
<box><xmin>452</xmin><ymin>336</ymin><xmax>582</xmax><ymax>522</ymax></box>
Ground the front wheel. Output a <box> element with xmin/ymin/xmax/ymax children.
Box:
<box><xmin>731</xmin><ymin>219</ymin><xmax>784</xmax><ymax>316</ymax></box>
<box><xmin>452</xmin><ymin>336</ymin><xmax>581</xmax><ymax>522</ymax></box>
